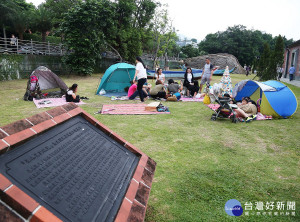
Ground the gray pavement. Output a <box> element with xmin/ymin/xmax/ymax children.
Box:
<box><xmin>280</xmin><ymin>77</ymin><xmax>300</xmax><ymax>87</ymax></box>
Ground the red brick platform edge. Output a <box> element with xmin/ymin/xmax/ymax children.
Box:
<box><xmin>0</xmin><ymin>103</ymin><xmax>156</xmax><ymax>222</ymax></box>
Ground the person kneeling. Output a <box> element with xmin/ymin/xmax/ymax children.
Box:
<box><xmin>149</xmin><ymin>80</ymin><xmax>166</xmax><ymax>99</ymax></box>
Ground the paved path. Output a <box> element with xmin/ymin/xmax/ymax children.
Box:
<box><xmin>280</xmin><ymin>78</ymin><xmax>300</xmax><ymax>87</ymax></box>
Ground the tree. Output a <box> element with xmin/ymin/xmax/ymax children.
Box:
<box><xmin>60</xmin><ymin>0</ymin><xmax>156</xmax><ymax>74</ymax></box>
<box><xmin>181</xmin><ymin>44</ymin><xmax>199</xmax><ymax>58</ymax></box>
<box><xmin>103</xmin><ymin>0</ymin><xmax>156</xmax><ymax>63</ymax></box>
<box><xmin>44</xmin><ymin>0</ymin><xmax>81</xmax><ymax>30</ymax></box>
<box><xmin>149</xmin><ymin>3</ymin><xmax>174</xmax><ymax>69</ymax></box>
<box><xmin>266</xmin><ymin>35</ymin><xmax>285</xmax><ymax>80</ymax></box>
<box><xmin>198</xmin><ymin>25</ymin><xmax>293</xmax><ymax>68</ymax></box>
<box><xmin>273</xmin><ymin>35</ymin><xmax>285</xmax><ymax>68</ymax></box>
<box><xmin>32</xmin><ymin>4</ymin><xmax>53</xmax><ymax>42</ymax></box>
<box><xmin>0</xmin><ymin>0</ymin><xmax>15</xmax><ymax>45</ymax></box>
<box><xmin>256</xmin><ymin>35</ymin><xmax>285</xmax><ymax>81</ymax></box>
<box><xmin>13</xmin><ymin>10</ymin><xmax>32</xmax><ymax>40</ymax></box>
<box><xmin>1</xmin><ymin>0</ymin><xmax>36</xmax><ymax>42</ymax></box>
<box><xmin>61</xmin><ymin>0</ymin><xmax>115</xmax><ymax>75</ymax></box>
<box><xmin>257</xmin><ymin>43</ymin><xmax>271</xmax><ymax>80</ymax></box>
<box><xmin>166</xmin><ymin>35</ymin><xmax>180</xmax><ymax>58</ymax></box>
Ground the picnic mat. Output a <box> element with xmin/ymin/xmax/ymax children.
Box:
<box><xmin>33</xmin><ymin>97</ymin><xmax>86</xmax><ymax>108</ymax></box>
<box><xmin>180</xmin><ymin>97</ymin><xmax>204</xmax><ymax>102</ymax></box>
<box><xmin>101</xmin><ymin>104</ymin><xmax>170</xmax><ymax>115</ymax></box>
<box><xmin>206</xmin><ymin>104</ymin><xmax>220</xmax><ymax>111</ymax></box>
<box><xmin>99</xmin><ymin>92</ymin><xmax>128</xmax><ymax>98</ymax></box>
<box><xmin>256</xmin><ymin>112</ymin><xmax>273</xmax><ymax>120</ymax></box>
<box><xmin>111</xmin><ymin>96</ymin><xmax>139</xmax><ymax>101</ymax></box>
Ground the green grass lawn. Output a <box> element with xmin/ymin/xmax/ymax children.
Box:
<box><xmin>0</xmin><ymin>74</ymin><xmax>299</xmax><ymax>222</ymax></box>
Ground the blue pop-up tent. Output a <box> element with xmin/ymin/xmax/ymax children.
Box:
<box><xmin>233</xmin><ymin>80</ymin><xmax>298</xmax><ymax>118</ymax></box>
<box><xmin>96</xmin><ymin>63</ymin><xmax>135</xmax><ymax>95</ymax></box>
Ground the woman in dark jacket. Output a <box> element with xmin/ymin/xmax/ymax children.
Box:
<box><xmin>183</xmin><ymin>67</ymin><xmax>195</xmax><ymax>97</ymax></box>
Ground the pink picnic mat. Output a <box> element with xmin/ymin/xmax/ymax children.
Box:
<box><xmin>33</xmin><ymin>97</ymin><xmax>86</xmax><ymax>108</ymax></box>
<box><xmin>206</xmin><ymin>104</ymin><xmax>220</xmax><ymax>111</ymax></box>
<box><xmin>101</xmin><ymin>104</ymin><xmax>170</xmax><ymax>115</ymax></box>
<box><xmin>256</xmin><ymin>112</ymin><xmax>273</xmax><ymax>120</ymax></box>
<box><xmin>180</xmin><ymin>97</ymin><xmax>204</xmax><ymax>102</ymax></box>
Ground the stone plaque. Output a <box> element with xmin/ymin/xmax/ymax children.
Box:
<box><xmin>0</xmin><ymin>116</ymin><xmax>139</xmax><ymax>222</ymax></box>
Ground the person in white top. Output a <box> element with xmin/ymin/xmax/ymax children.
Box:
<box><xmin>133</xmin><ymin>56</ymin><xmax>148</xmax><ymax>102</ymax></box>
<box><xmin>155</xmin><ymin>68</ymin><xmax>165</xmax><ymax>83</ymax></box>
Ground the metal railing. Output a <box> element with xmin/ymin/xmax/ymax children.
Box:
<box><xmin>0</xmin><ymin>37</ymin><xmax>66</xmax><ymax>56</ymax></box>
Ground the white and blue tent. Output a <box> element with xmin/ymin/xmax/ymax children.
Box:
<box><xmin>233</xmin><ymin>80</ymin><xmax>297</xmax><ymax>118</ymax></box>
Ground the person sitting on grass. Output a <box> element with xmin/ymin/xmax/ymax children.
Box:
<box><xmin>235</xmin><ymin>97</ymin><xmax>257</xmax><ymax>122</ymax></box>
<box><xmin>128</xmin><ymin>81</ymin><xmax>148</xmax><ymax>100</ymax></box>
<box><xmin>155</xmin><ymin>68</ymin><xmax>165</xmax><ymax>84</ymax></box>
<box><xmin>149</xmin><ymin>80</ymin><xmax>166</xmax><ymax>99</ymax></box>
<box><xmin>183</xmin><ymin>67</ymin><xmax>194</xmax><ymax>97</ymax></box>
<box><xmin>167</xmin><ymin>79</ymin><xmax>182</xmax><ymax>94</ymax></box>
<box><xmin>167</xmin><ymin>79</ymin><xmax>182</xmax><ymax>100</ymax></box>
<box><xmin>188</xmin><ymin>80</ymin><xmax>200</xmax><ymax>98</ymax></box>
<box><xmin>66</xmin><ymin>83</ymin><xmax>80</xmax><ymax>103</ymax></box>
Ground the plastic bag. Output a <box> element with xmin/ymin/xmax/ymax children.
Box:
<box><xmin>203</xmin><ymin>94</ymin><xmax>211</xmax><ymax>104</ymax></box>
<box><xmin>99</xmin><ymin>89</ymin><xmax>106</xmax><ymax>95</ymax></box>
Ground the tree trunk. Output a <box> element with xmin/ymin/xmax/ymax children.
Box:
<box><xmin>153</xmin><ymin>57</ymin><xmax>157</xmax><ymax>71</ymax></box>
<box><xmin>164</xmin><ymin>52</ymin><xmax>169</xmax><ymax>70</ymax></box>
<box><xmin>106</xmin><ymin>43</ymin><xmax>123</xmax><ymax>62</ymax></box>
<box><xmin>3</xmin><ymin>25</ymin><xmax>7</xmax><ymax>49</ymax></box>
<box><xmin>42</xmin><ymin>32</ymin><xmax>46</xmax><ymax>42</ymax></box>
<box><xmin>18</xmin><ymin>31</ymin><xmax>24</xmax><ymax>40</ymax></box>
<box><xmin>152</xmin><ymin>39</ymin><xmax>160</xmax><ymax>69</ymax></box>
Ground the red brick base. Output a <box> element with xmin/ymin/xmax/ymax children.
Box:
<box><xmin>0</xmin><ymin>103</ymin><xmax>156</xmax><ymax>222</ymax></box>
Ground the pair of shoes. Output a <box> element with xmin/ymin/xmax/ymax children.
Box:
<box><xmin>252</xmin><ymin>114</ymin><xmax>257</xmax><ymax>121</ymax></box>
<box><xmin>245</xmin><ymin>116</ymin><xmax>253</xmax><ymax>123</ymax></box>
<box><xmin>80</xmin><ymin>96</ymin><xmax>89</xmax><ymax>100</ymax></box>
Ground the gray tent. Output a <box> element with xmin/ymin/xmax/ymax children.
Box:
<box><xmin>24</xmin><ymin>66</ymin><xmax>68</xmax><ymax>101</ymax></box>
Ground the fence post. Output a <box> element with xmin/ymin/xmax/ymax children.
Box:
<box><xmin>48</xmin><ymin>41</ymin><xmax>50</xmax><ymax>55</ymax></box>
<box><xmin>31</xmin><ymin>39</ymin><xmax>33</xmax><ymax>54</ymax></box>
<box><xmin>59</xmin><ymin>43</ymin><xmax>62</xmax><ymax>56</ymax></box>
<box><xmin>16</xmin><ymin>38</ymin><xmax>19</xmax><ymax>54</ymax></box>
